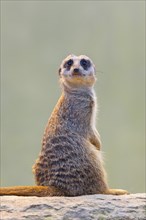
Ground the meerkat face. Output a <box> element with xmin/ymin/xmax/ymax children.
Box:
<box><xmin>59</xmin><ymin>54</ymin><xmax>96</xmax><ymax>88</ymax></box>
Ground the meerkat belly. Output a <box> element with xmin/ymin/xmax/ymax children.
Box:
<box><xmin>33</xmin><ymin>133</ymin><xmax>107</xmax><ymax>196</ymax></box>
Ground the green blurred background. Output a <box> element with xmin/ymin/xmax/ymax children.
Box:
<box><xmin>1</xmin><ymin>1</ymin><xmax>145</xmax><ymax>193</ymax></box>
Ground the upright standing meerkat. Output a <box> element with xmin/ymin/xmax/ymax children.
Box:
<box><xmin>0</xmin><ymin>54</ymin><xmax>128</xmax><ymax>196</ymax></box>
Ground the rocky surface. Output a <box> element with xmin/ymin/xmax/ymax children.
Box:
<box><xmin>0</xmin><ymin>193</ymin><xmax>146</xmax><ymax>220</ymax></box>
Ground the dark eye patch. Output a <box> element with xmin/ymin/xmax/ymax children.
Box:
<box><xmin>80</xmin><ymin>59</ymin><xmax>91</xmax><ymax>70</ymax></box>
<box><xmin>64</xmin><ymin>59</ymin><xmax>73</xmax><ymax>70</ymax></box>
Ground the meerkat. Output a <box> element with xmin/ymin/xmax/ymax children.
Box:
<box><xmin>0</xmin><ymin>54</ymin><xmax>128</xmax><ymax>196</ymax></box>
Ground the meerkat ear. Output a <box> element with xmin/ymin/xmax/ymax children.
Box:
<box><xmin>58</xmin><ymin>68</ymin><xmax>61</xmax><ymax>76</ymax></box>
<box><xmin>94</xmin><ymin>66</ymin><xmax>96</xmax><ymax>75</ymax></box>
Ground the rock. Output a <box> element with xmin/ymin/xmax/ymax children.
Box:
<box><xmin>0</xmin><ymin>193</ymin><xmax>146</xmax><ymax>220</ymax></box>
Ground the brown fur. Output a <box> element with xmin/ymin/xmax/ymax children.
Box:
<box><xmin>0</xmin><ymin>55</ymin><xmax>128</xmax><ymax>196</ymax></box>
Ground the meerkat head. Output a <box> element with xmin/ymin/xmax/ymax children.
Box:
<box><xmin>58</xmin><ymin>54</ymin><xmax>96</xmax><ymax>89</ymax></box>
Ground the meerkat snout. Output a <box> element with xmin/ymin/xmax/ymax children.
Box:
<box><xmin>73</xmin><ymin>68</ymin><xmax>79</xmax><ymax>73</ymax></box>
<box><xmin>72</xmin><ymin>68</ymin><xmax>82</xmax><ymax>76</ymax></box>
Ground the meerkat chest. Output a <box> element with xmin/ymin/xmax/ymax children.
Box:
<box><xmin>59</xmin><ymin>92</ymin><xmax>96</xmax><ymax>135</ymax></box>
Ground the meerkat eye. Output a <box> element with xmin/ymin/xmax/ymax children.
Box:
<box><xmin>67</xmin><ymin>59</ymin><xmax>73</xmax><ymax>66</ymax></box>
<box><xmin>80</xmin><ymin>59</ymin><xmax>91</xmax><ymax>70</ymax></box>
<box><xmin>64</xmin><ymin>59</ymin><xmax>73</xmax><ymax>70</ymax></box>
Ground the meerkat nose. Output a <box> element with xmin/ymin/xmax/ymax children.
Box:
<box><xmin>73</xmin><ymin>68</ymin><xmax>79</xmax><ymax>73</ymax></box>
